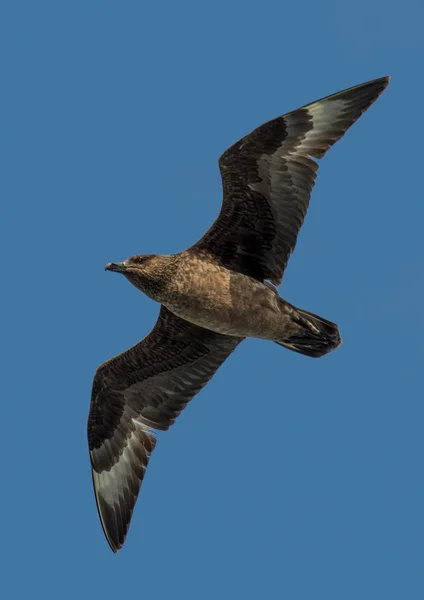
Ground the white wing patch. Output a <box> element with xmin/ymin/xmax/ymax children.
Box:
<box><xmin>91</xmin><ymin>419</ymin><xmax>156</xmax><ymax>552</ymax></box>
<box><xmin>294</xmin><ymin>99</ymin><xmax>348</xmax><ymax>156</ymax></box>
<box><xmin>92</xmin><ymin>421</ymin><xmax>149</xmax><ymax>505</ymax></box>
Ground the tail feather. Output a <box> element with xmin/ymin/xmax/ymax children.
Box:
<box><xmin>277</xmin><ymin>307</ymin><xmax>342</xmax><ymax>358</ymax></box>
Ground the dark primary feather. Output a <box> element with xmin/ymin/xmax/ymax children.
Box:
<box><xmin>88</xmin><ymin>307</ymin><xmax>241</xmax><ymax>552</ymax></box>
<box><xmin>194</xmin><ymin>76</ymin><xmax>389</xmax><ymax>285</ymax></box>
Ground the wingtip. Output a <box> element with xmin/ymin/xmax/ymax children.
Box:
<box><xmin>368</xmin><ymin>75</ymin><xmax>391</xmax><ymax>99</ymax></box>
<box><xmin>377</xmin><ymin>75</ymin><xmax>390</xmax><ymax>87</ymax></box>
<box><xmin>358</xmin><ymin>75</ymin><xmax>390</xmax><ymax>92</ymax></box>
<box><xmin>108</xmin><ymin>541</ymin><xmax>120</xmax><ymax>554</ymax></box>
<box><xmin>371</xmin><ymin>75</ymin><xmax>390</xmax><ymax>97</ymax></box>
<box><xmin>91</xmin><ymin>465</ymin><xmax>126</xmax><ymax>554</ymax></box>
<box><xmin>100</xmin><ymin>511</ymin><xmax>124</xmax><ymax>554</ymax></box>
<box><xmin>103</xmin><ymin>524</ymin><xmax>121</xmax><ymax>553</ymax></box>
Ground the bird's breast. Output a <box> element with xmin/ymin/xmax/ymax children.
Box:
<box><xmin>161</xmin><ymin>258</ymin><xmax>282</xmax><ymax>338</ymax></box>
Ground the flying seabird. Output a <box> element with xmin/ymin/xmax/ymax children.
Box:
<box><xmin>88</xmin><ymin>76</ymin><xmax>389</xmax><ymax>552</ymax></box>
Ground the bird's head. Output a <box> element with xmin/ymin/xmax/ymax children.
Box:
<box><xmin>105</xmin><ymin>254</ymin><xmax>172</xmax><ymax>299</ymax></box>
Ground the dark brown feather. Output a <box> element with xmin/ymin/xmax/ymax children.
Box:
<box><xmin>194</xmin><ymin>76</ymin><xmax>389</xmax><ymax>284</ymax></box>
<box><xmin>88</xmin><ymin>306</ymin><xmax>241</xmax><ymax>552</ymax></box>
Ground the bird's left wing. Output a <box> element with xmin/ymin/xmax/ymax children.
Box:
<box><xmin>88</xmin><ymin>306</ymin><xmax>242</xmax><ymax>552</ymax></box>
<box><xmin>192</xmin><ymin>76</ymin><xmax>389</xmax><ymax>285</ymax></box>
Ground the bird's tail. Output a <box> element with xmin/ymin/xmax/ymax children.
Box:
<box><xmin>276</xmin><ymin>307</ymin><xmax>342</xmax><ymax>358</ymax></box>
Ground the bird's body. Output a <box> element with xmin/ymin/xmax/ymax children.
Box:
<box><xmin>115</xmin><ymin>250</ymin><xmax>336</xmax><ymax>345</ymax></box>
<box><xmin>88</xmin><ymin>76</ymin><xmax>389</xmax><ymax>552</ymax></box>
<box><xmin>169</xmin><ymin>260</ymin><xmax>284</xmax><ymax>340</ymax></box>
<box><xmin>124</xmin><ymin>251</ymin><xmax>284</xmax><ymax>338</ymax></box>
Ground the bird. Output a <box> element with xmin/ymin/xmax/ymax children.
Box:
<box><xmin>87</xmin><ymin>76</ymin><xmax>389</xmax><ymax>552</ymax></box>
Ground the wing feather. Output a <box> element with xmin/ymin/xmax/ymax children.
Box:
<box><xmin>193</xmin><ymin>76</ymin><xmax>389</xmax><ymax>284</ymax></box>
<box><xmin>87</xmin><ymin>306</ymin><xmax>241</xmax><ymax>552</ymax></box>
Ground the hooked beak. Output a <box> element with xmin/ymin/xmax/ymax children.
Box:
<box><xmin>105</xmin><ymin>262</ymin><xmax>128</xmax><ymax>273</ymax></box>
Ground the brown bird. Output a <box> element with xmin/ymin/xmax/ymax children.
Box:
<box><xmin>88</xmin><ymin>76</ymin><xmax>389</xmax><ymax>552</ymax></box>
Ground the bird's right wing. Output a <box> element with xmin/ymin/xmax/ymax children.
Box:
<box><xmin>87</xmin><ymin>306</ymin><xmax>242</xmax><ymax>552</ymax></box>
<box><xmin>193</xmin><ymin>76</ymin><xmax>389</xmax><ymax>285</ymax></box>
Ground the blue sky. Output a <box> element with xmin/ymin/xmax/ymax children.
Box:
<box><xmin>2</xmin><ymin>1</ymin><xmax>423</xmax><ymax>598</ymax></box>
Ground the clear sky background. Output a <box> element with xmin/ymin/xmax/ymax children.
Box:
<box><xmin>2</xmin><ymin>1</ymin><xmax>423</xmax><ymax>599</ymax></box>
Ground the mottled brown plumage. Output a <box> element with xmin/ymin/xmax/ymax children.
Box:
<box><xmin>88</xmin><ymin>76</ymin><xmax>389</xmax><ymax>552</ymax></box>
